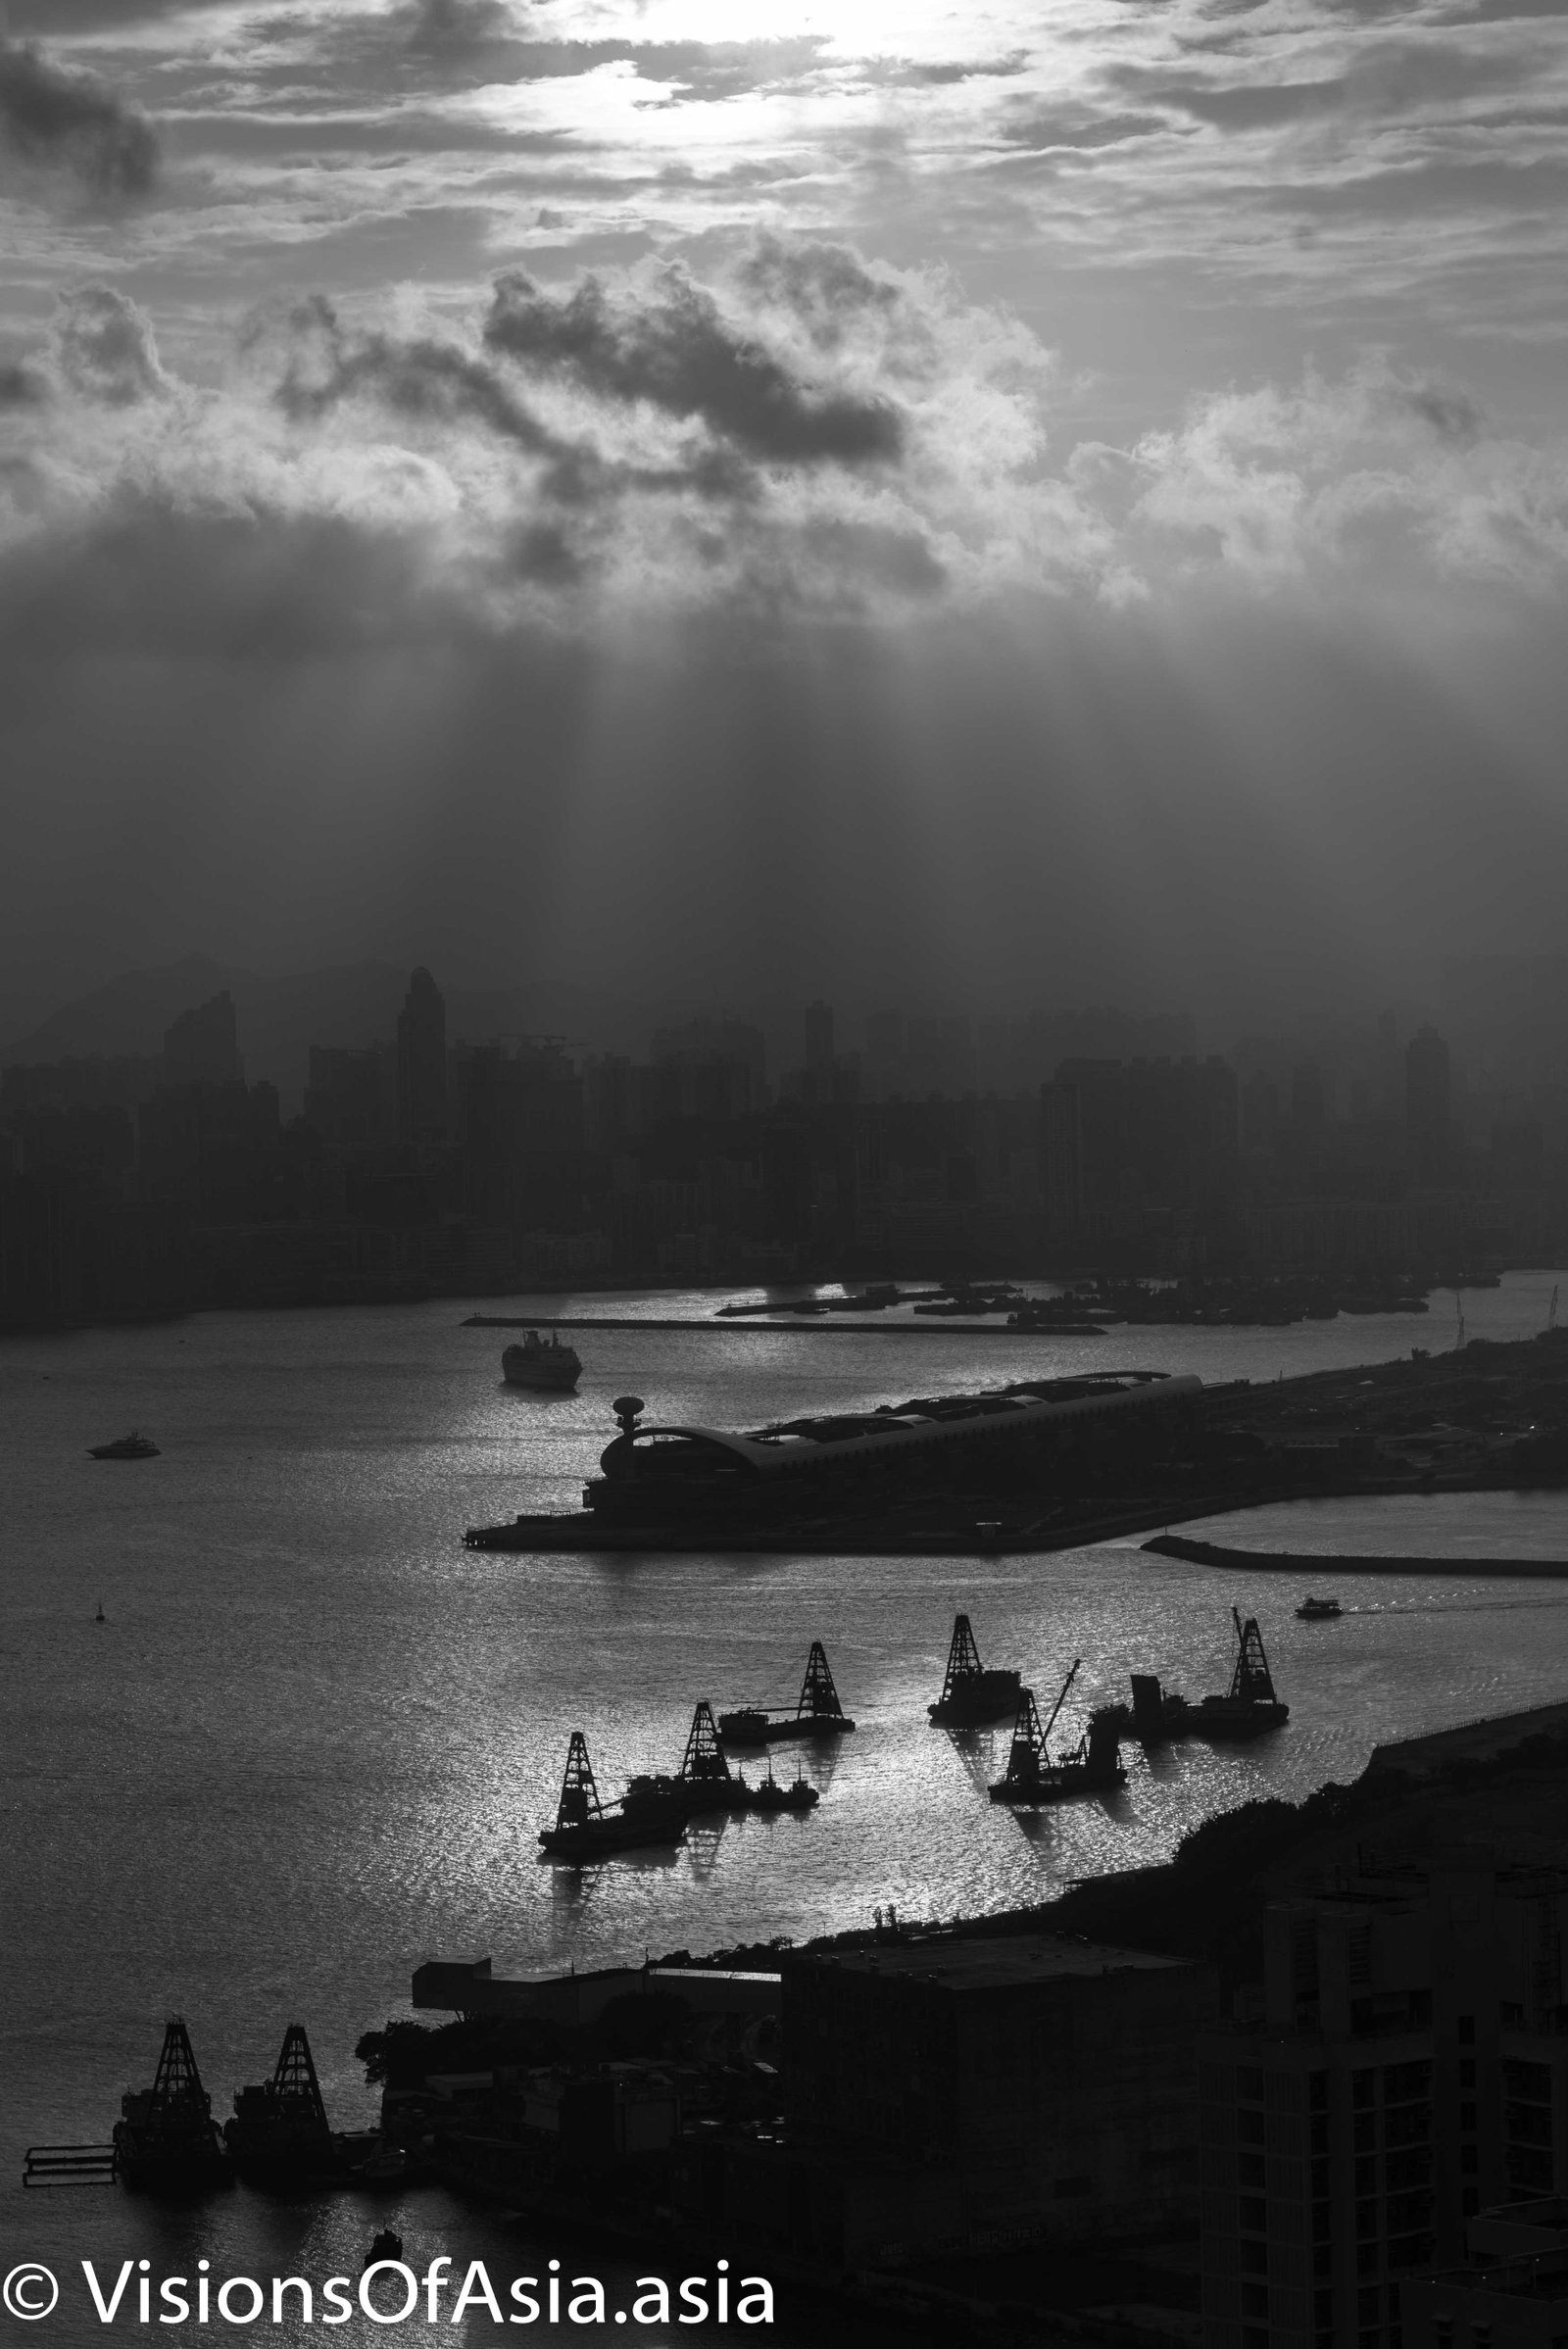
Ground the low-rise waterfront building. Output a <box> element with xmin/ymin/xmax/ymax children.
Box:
<box><xmin>779</xmin><ymin>1929</ymin><xmax>1217</xmax><ymax>2265</ymax></box>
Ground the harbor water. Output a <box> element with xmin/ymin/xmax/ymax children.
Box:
<box><xmin>5</xmin><ymin>1271</ymin><xmax>1568</xmax><ymax>2339</ymax></box>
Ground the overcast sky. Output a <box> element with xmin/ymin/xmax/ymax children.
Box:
<box><xmin>1</xmin><ymin>0</ymin><xmax>1565</xmax><ymax>1027</ymax></box>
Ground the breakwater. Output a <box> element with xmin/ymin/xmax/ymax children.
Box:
<box><xmin>462</xmin><ymin>1312</ymin><xmax>1102</xmax><ymax>1338</ymax></box>
<box><xmin>1144</xmin><ymin>1531</ymin><xmax>1568</xmax><ymax>1577</ymax></box>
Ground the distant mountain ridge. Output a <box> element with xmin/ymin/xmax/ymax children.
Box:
<box><xmin>0</xmin><ymin>957</ymin><xmax>657</xmax><ymax>1108</ymax></box>
<box><xmin>2</xmin><ymin>954</ymin><xmax>242</xmax><ymax>1063</ymax></box>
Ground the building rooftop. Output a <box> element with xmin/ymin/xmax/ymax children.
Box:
<box><xmin>1428</xmin><ymin>2259</ymin><xmax>1568</xmax><ymax>2305</ymax></box>
<box><xmin>812</xmin><ymin>1932</ymin><xmax>1190</xmax><ymax>1990</ymax></box>
<box><xmin>608</xmin><ymin>1372</ymin><xmax>1202</xmax><ymax>1484</ymax></box>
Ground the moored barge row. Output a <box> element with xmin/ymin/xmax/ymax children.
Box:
<box><xmin>540</xmin><ymin>1705</ymin><xmax>831</xmax><ymax>1862</ymax></box>
<box><xmin>28</xmin><ymin>2022</ymin><xmax>405</xmax><ymax>2200</ymax></box>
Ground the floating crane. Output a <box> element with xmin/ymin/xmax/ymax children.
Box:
<box><xmin>680</xmin><ymin>1699</ymin><xmax>734</xmax><ymax>1788</ymax></box>
<box><xmin>988</xmin><ymin>1660</ymin><xmax>1126</xmax><ymax>1805</ymax></box>
<box><xmin>927</xmin><ymin>1612</ymin><xmax>1022</xmax><ymax>1727</ymax></box>
<box><xmin>538</xmin><ymin>1730</ymin><xmax>688</xmax><ymax>1860</ymax></box>
<box><xmin>628</xmin><ymin>1701</ymin><xmax>749</xmax><ymax>1818</ymax></box>
<box><xmin>112</xmin><ymin>2020</ymin><xmax>230</xmax><ymax>2193</ymax></box>
<box><xmin>718</xmin><ymin>1640</ymin><xmax>856</xmax><ymax>1746</ymax></box>
<box><xmin>672</xmin><ymin>1700</ymin><xmax>820</xmax><ymax>1817</ymax></box>
<box><xmin>1117</xmin><ymin>1610</ymin><xmax>1290</xmax><ymax>1743</ymax></box>
<box><xmin>1226</xmin><ymin>1611</ymin><xmax>1283</xmax><ymax>1709</ymax></box>
<box><xmin>225</xmin><ymin>2026</ymin><xmax>338</xmax><ymax>2185</ymax></box>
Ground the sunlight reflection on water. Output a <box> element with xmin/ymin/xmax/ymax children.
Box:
<box><xmin>7</xmin><ymin>1280</ymin><xmax>1568</xmax><ymax>2329</ymax></box>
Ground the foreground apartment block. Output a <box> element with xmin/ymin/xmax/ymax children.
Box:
<box><xmin>1200</xmin><ymin>1859</ymin><xmax>1568</xmax><ymax>2349</ymax></box>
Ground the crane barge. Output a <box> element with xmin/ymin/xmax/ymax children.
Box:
<box><xmin>1111</xmin><ymin>1610</ymin><xmax>1290</xmax><ymax>1743</ymax></box>
<box><xmin>988</xmin><ymin>1660</ymin><xmax>1127</xmax><ymax>1805</ymax></box>
<box><xmin>928</xmin><ymin>1612</ymin><xmax>1022</xmax><ymax>1727</ymax></box>
<box><xmin>538</xmin><ymin>1732</ymin><xmax>688</xmax><ymax>1861</ymax></box>
<box><xmin>718</xmin><ymin>1641</ymin><xmax>855</xmax><ymax>1746</ymax></box>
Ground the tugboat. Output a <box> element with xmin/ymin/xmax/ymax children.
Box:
<box><xmin>988</xmin><ymin>1661</ymin><xmax>1126</xmax><ymax>1805</ymax></box>
<box><xmin>88</xmin><ymin>1432</ymin><xmax>160</xmax><ymax>1459</ymax></box>
<box><xmin>502</xmin><ymin>1331</ymin><xmax>582</xmax><ymax>1392</ymax></box>
<box><xmin>718</xmin><ymin>1641</ymin><xmax>856</xmax><ymax>1746</ymax></box>
<box><xmin>746</xmin><ymin>1762</ymin><xmax>820</xmax><ymax>1815</ymax></box>
<box><xmin>928</xmin><ymin>1613</ymin><xmax>1021</xmax><ymax>1727</ymax></box>
<box><xmin>225</xmin><ymin>2025</ymin><xmax>351</xmax><ymax>2187</ymax></box>
<box><xmin>1297</xmin><ymin>1595</ymin><xmax>1343</xmax><ymax>1621</ymax></box>
<box><xmin>538</xmin><ymin>1731</ymin><xmax>688</xmax><ymax>1860</ymax></box>
<box><xmin>114</xmin><ymin>2021</ymin><xmax>230</xmax><ymax>2193</ymax></box>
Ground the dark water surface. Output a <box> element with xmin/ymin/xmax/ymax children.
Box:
<box><xmin>6</xmin><ymin>1275</ymin><xmax>1568</xmax><ymax>2341</ymax></box>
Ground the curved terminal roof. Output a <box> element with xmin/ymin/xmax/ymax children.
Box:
<box><xmin>612</xmin><ymin>1370</ymin><xmax>1202</xmax><ymax>1480</ymax></box>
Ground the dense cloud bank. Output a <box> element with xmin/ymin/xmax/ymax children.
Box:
<box><xmin>0</xmin><ymin>37</ymin><xmax>159</xmax><ymax>199</ymax></box>
<box><xmin>0</xmin><ymin>244</ymin><xmax>1564</xmax><ymax>650</ymax></box>
<box><xmin>1</xmin><ymin>253</ymin><xmax>1564</xmax><ymax>1019</ymax></box>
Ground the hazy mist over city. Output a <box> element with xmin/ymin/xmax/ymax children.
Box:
<box><xmin>1</xmin><ymin>0</ymin><xmax>1566</xmax><ymax>1033</ymax></box>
